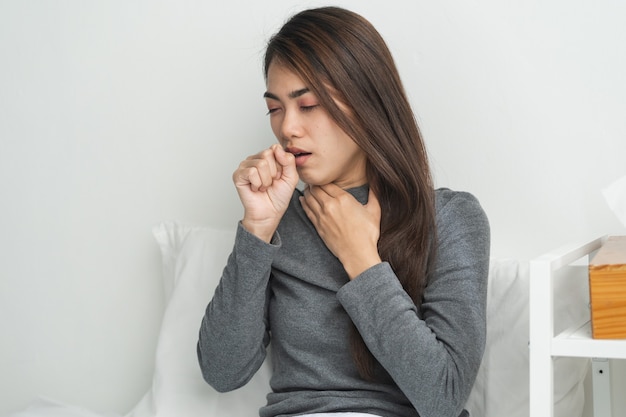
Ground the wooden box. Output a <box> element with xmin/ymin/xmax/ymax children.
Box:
<box><xmin>589</xmin><ymin>235</ymin><xmax>626</xmax><ymax>339</ymax></box>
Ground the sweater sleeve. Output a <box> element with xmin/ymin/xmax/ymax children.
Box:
<box><xmin>336</xmin><ymin>191</ymin><xmax>490</xmax><ymax>417</ymax></box>
<box><xmin>197</xmin><ymin>222</ymin><xmax>279</xmax><ymax>392</ymax></box>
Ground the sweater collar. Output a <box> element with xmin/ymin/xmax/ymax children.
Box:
<box><xmin>345</xmin><ymin>184</ymin><xmax>369</xmax><ymax>205</ymax></box>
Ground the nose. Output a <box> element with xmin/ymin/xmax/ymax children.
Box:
<box><xmin>279</xmin><ymin>108</ymin><xmax>304</xmax><ymax>140</ymax></box>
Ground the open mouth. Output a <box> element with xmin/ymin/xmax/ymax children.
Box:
<box><xmin>286</xmin><ymin>147</ymin><xmax>312</xmax><ymax>158</ymax></box>
<box><xmin>286</xmin><ymin>148</ymin><xmax>312</xmax><ymax>166</ymax></box>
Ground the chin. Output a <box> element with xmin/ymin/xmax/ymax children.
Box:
<box><xmin>297</xmin><ymin>173</ymin><xmax>326</xmax><ymax>187</ymax></box>
<box><xmin>301</xmin><ymin>180</ymin><xmax>330</xmax><ymax>187</ymax></box>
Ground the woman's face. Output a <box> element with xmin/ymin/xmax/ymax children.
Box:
<box><xmin>264</xmin><ymin>62</ymin><xmax>367</xmax><ymax>189</ymax></box>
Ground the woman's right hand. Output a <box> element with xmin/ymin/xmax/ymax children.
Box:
<box><xmin>232</xmin><ymin>144</ymin><xmax>299</xmax><ymax>242</ymax></box>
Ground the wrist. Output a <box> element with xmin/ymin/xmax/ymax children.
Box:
<box><xmin>241</xmin><ymin>218</ymin><xmax>277</xmax><ymax>243</ymax></box>
<box><xmin>343</xmin><ymin>253</ymin><xmax>382</xmax><ymax>280</ymax></box>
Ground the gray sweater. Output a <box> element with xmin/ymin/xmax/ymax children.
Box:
<box><xmin>198</xmin><ymin>186</ymin><xmax>490</xmax><ymax>417</ymax></box>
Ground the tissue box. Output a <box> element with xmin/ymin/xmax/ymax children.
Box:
<box><xmin>589</xmin><ymin>236</ymin><xmax>626</xmax><ymax>339</ymax></box>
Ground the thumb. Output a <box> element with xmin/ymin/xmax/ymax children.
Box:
<box><xmin>273</xmin><ymin>145</ymin><xmax>299</xmax><ymax>182</ymax></box>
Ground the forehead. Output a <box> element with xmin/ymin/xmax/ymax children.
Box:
<box><xmin>266</xmin><ymin>62</ymin><xmax>309</xmax><ymax>93</ymax></box>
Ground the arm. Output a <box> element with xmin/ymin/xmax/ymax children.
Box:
<box><xmin>197</xmin><ymin>223</ymin><xmax>279</xmax><ymax>392</ymax></box>
<box><xmin>198</xmin><ymin>144</ymin><xmax>298</xmax><ymax>391</ymax></box>
<box><xmin>337</xmin><ymin>192</ymin><xmax>490</xmax><ymax>417</ymax></box>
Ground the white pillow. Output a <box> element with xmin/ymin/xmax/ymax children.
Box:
<box><xmin>129</xmin><ymin>223</ymin><xmax>588</xmax><ymax>417</ymax></box>
<box><xmin>5</xmin><ymin>398</ymin><xmax>121</xmax><ymax>417</ymax></box>
<box><xmin>125</xmin><ymin>222</ymin><xmax>271</xmax><ymax>417</ymax></box>
<box><xmin>465</xmin><ymin>259</ymin><xmax>589</xmax><ymax>417</ymax></box>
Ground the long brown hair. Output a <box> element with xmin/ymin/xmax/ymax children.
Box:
<box><xmin>264</xmin><ymin>7</ymin><xmax>437</xmax><ymax>380</ymax></box>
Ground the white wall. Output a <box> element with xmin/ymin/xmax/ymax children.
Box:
<box><xmin>1</xmin><ymin>0</ymin><xmax>624</xmax><ymax>415</ymax></box>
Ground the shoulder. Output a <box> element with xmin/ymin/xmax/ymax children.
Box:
<box><xmin>435</xmin><ymin>187</ymin><xmax>482</xmax><ymax>212</ymax></box>
<box><xmin>435</xmin><ymin>187</ymin><xmax>489</xmax><ymax>228</ymax></box>
<box><xmin>434</xmin><ymin>187</ymin><xmax>490</xmax><ymax>253</ymax></box>
<box><xmin>428</xmin><ymin>189</ymin><xmax>490</xmax><ymax>294</ymax></box>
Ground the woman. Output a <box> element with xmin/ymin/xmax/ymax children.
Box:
<box><xmin>197</xmin><ymin>6</ymin><xmax>490</xmax><ymax>417</ymax></box>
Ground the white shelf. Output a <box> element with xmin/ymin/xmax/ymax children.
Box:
<box><xmin>553</xmin><ymin>319</ymin><xmax>626</xmax><ymax>359</ymax></box>
<box><xmin>529</xmin><ymin>235</ymin><xmax>621</xmax><ymax>417</ymax></box>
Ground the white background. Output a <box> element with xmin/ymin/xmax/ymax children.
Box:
<box><xmin>1</xmin><ymin>0</ymin><xmax>625</xmax><ymax>415</ymax></box>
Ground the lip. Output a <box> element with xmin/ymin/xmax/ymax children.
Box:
<box><xmin>286</xmin><ymin>147</ymin><xmax>312</xmax><ymax>167</ymax></box>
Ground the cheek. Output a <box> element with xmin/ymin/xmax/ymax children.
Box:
<box><xmin>270</xmin><ymin>119</ymin><xmax>281</xmax><ymax>139</ymax></box>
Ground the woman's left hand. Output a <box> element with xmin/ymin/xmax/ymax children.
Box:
<box><xmin>300</xmin><ymin>184</ymin><xmax>382</xmax><ymax>279</ymax></box>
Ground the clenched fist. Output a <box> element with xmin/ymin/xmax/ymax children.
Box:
<box><xmin>233</xmin><ymin>144</ymin><xmax>299</xmax><ymax>242</ymax></box>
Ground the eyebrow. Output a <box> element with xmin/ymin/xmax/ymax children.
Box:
<box><xmin>263</xmin><ymin>88</ymin><xmax>311</xmax><ymax>100</ymax></box>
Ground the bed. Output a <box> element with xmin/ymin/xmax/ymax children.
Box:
<box><xmin>6</xmin><ymin>222</ymin><xmax>590</xmax><ymax>417</ymax></box>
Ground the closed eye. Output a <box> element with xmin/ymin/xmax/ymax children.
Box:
<box><xmin>265</xmin><ymin>104</ymin><xmax>319</xmax><ymax>116</ymax></box>
<box><xmin>301</xmin><ymin>104</ymin><xmax>319</xmax><ymax>112</ymax></box>
<box><xmin>266</xmin><ymin>107</ymin><xmax>280</xmax><ymax>115</ymax></box>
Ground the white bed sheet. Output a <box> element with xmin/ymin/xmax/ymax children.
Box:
<box><xmin>4</xmin><ymin>222</ymin><xmax>590</xmax><ymax>417</ymax></box>
<box><xmin>4</xmin><ymin>398</ymin><xmax>121</xmax><ymax>417</ymax></box>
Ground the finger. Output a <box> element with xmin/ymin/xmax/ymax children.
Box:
<box><xmin>305</xmin><ymin>185</ymin><xmax>334</xmax><ymax>208</ymax></box>
<box><xmin>233</xmin><ymin>164</ymin><xmax>264</xmax><ymax>192</ymax></box>
<box><xmin>306</xmin><ymin>184</ymin><xmax>332</xmax><ymax>200</ymax></box>
<box><xmin>302</xmin><ymin>186</ymin><xmax>319</xmax><ymax>207</ymax></box>
<box><xmin>317</xmin><ymin>183</ymin><xmax>360</xmax><ymax>209</ymax></box>
<box><xmin>244</xmin><ymin>149</ymin><xmax>279</xmax><ymax>190</ymax></box>
<box><xmin>271</xmin><ymin>144</ymin><xmax>287</xmax><ymax>165</ymax></box>
<box><xmin>235</xmin><ymin>163</ymin><xmax>268</xmax><ymax>192</ymax></box>
<box><xmin>304</xmin><ymin>186</ymin><xmax>332</xmax><ymax>220</ymax></box>
<box><xmin>318</xmin><ymin>183</ymin><xmax>345</xmax><ymax>198</ymax></box>
<box><xmin>272</xmin><ymin>144</ymin><xmax>297</xmax><ymax>180</ymax></box>
<box><xmin>258</xmin><ymin>147</ymin><xmax>280</xmax><ymax>181</ymax></box>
